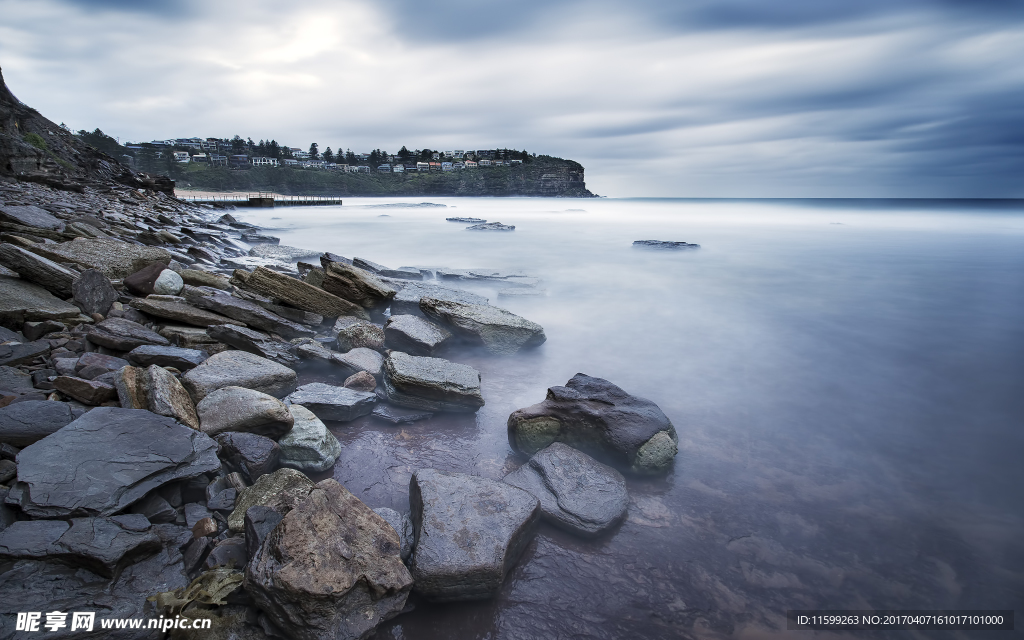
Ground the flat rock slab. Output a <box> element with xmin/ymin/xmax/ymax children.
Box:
<box><xmin>30</xmin><ymin>238</ymin><xmax>171</xmax><ymax>279</ymax></box>
<box><xmin>632</xmin><ymin>240</ymin><xmax>700</xmax><ymax>249</ymax></box>
<box><xmin>190</xmin><ymin>292</ymin><xmax>315</xmax><ymax>339</ymax></box>
<box><xmin>248</xmin><ymin>244</ymin><xmax>321</xmax><ymax>261</ymax></box>
<box><xmin>507</xmin><ymin>373</ymin><xmax>678</xmax><ymax>475</ymax></box>
<box><xmin>130</xmin><ymin>297</ymin><xmax>244</xmax><ymax>328</ymax></box>
<box><xmin>332</xmin><ymin>347</ymin><xmax>384</xmax><ymax>379</ymax></box>
<box><xmin>0</xmin><ymin>276</ymin><xmax>82</xmax><ymax>325</ymax></box>
<box><xmin>7</xmin><ymin>407</ymin><xmax>220</xmax><ymax>518</ymax></box>
<box><xmin>382</xmin><ymin>351</ymin><xmax>483</xmax><ymax>413</ymax></box>
<box><xmin>371</xmin><ymin>403</ymin><xmax>434</xmax><ymax>425</ymax></box>
<box><xmin>286</xmin><ymin>382</ymin><xmax>376</xmax><ymax>422</ymax></box>
<box><xmin>0</xmin><ymin>340</ymin><xmax>50</xmax><ymax>367</ymax></box>
<box><xmin>72</xmin><ymin>268</ymin><xmax>118</xmax><ymax>316</ymax></box>
<box><xmin>245</xmin><ymin>479</ymin><xmax>413</xmax><ymax>640</ymax></box>
<box><xmin>53</xmin><ymin>376</ymin><xmax>117</xmax><ymax>405</ymax></box>
<box><xmin>467</xmin><ymin>222</ymin><xmax>515</xmax><ymax>231</ymax></box>
<box><xmin>228</xmin><ymin>468</ymin><xmax>316</xmax><ymax>532</ymax></box>
<box><xmin>206</xmin><ymin>324</ymin><xmax>299</xmax><ymax>367</ymax></box>
<box><xmin>197</xmin><ymin>386</ymin><xmax>293</xmax><ymax>438</ymax></box>
<box><xmin>277</xmin><ymin>404</ymin><xmax>341</xmax><ymax>473</ymax></box>
<box><xmin>217</xmin><ymin>432</ymin><xmax>280</xmax><ymax>483</ymax></box>
<box><xmin>0</xmin><ymin>400</ymin><xmax>75</xmax><ymax>446</ymax></box>
<box><xmin>182</xmin><ymin>350</ymin><xmax>298</xmax><ymax>403</ymax></box>
<box><xmin>232</xmin><ymin>266</ymin><xmax>369</xmax><ymax>320</ymax></box>
<box><xmin>87</xmin><ymin>317</ymin><xmax>171</xmax><ymax>351</ymax></box>
<box><xmin>373</xmin><ymin>507</ymin><xmax>414</xmax><ymax>561</ymax></box>
<box><xmin>321</xmin><ymin>259</ymin><xmax>397</xmax><ymax>309</ymax></box>
<box><xmin>410</xmin><ymin>469</ymin><xmax>539</xmax><ymax>602</ymax></box>
<box><xmin>127</xmin><ymin>344</ymin><xmax>208</xmax><ymax>370</ymax></box>
<box><xmin>0</xmin><ymin>205</ymin><xmax>63</xmax><ymax>230</ymax></box>
<box><xmin>385</xmin><ymin>314</ymin><xmax>452</xmax><ymax>356</ymax></box>
<box><xmin>0</xmin><ymin>242</ymin><xmax>79</xmax><ymax>298</ymax></box>
<box><xmin>420</xmin><ymin>297</ymin><xmax>545</xmax><ymax>355</ymax></box>
<box><xmin>388</xmin><ymin>280</ymin><xmax>488</xmax><ymax>317</ymax></box>
<box><xmin>503</xmin><ymin>442</ymin><xmax>628</xmax><ymax>537</ymax></box>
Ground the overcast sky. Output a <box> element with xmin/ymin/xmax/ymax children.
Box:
<box><xmin>1</xmin><ymin>0</ymin><xmax>1022</xmax><ymax>197</ymax></box>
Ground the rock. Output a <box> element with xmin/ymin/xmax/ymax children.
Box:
<box><xmin>0</xmin><ymin>340</ymin><xmax>49</xmax><ymax>367</ymax></box>
<box><xmin>206</xmin><ymin>324</ymin><xmax>299</xmax><ymax>367</ymax></box>
<box><xmin>244</xmin><ymin>479</ymin><xmax>413</xmax><ymax>640</ymax></box>
<box><xmin>0</xmin><ymin>242</ymin><xmax>79</xmax><ymax>297</ymax></box>
<box><xmin>228</xmin><ymin>468</ymin><xmax>316</xmax><ymax>532</ymax></box>
<box><xmin>127</xmin><ymin>344</ymin><xmax>207</xmax><ymax>370</ymax></box>
<box><xmin>182</xmin><ymin>350</ymin><xmax>298</xmax><ymax>403</ymax></box>
<box><xmin>144</xmin><ymin>364</ymin><xmax>200</xmax><ymax>429</ymax></box>
<box><xmin>503</xmin><ymin>442</ymin><xmax>628</xmax><ymax>537</ymax></box>
<box><xmin>0</xmin><ymin>366</ymin><xmax>32</xmax><ymax>391</ymax></box>
<box><xmin>248</xmin><ymin>244</ymin><xmax>320</xmax><ymax>261</ymax></box>
<box><xmin>409</xmin><ymin>469</ymin><xmax>539</xmax><ymax>601</ymax></box>
<box><xmin>217</xmin><ymin>432</ymin><xmax>281</xmax><ymax>482</ymax></box>
<box><xmin>197</xmin><ymin>386</ymin><xmax>294</xmax><ymax>438</ymax></box>
<box><xmin>320</xmin><ymin>258</ymin><xmax>398</xmax><ymax>309</ymax></box>
<box><xmin>285</xmin><ymin>382</ymin><xmax>376</xmax><ymax>422</ymax></box>
<box><xmin>353</xmin><ymin>257</ymin><xmax>423</xmax><ymax>280</ymax></box>
<box><xmin>244</xmin><ymin>505</ymin><xmax>282</xmax><ymax>560</ymax></box>
<box><xmin>52</xmin><ymin>357</ymin><xmax>79</xmax><ymax>377</ymax></box>
<box><xmin>242</xmin><ymin>232</ymin><xmax>280</xmax><ymax>244</ymax></box>
<box><xmin>0</xmin><ymin>516</ymin><xmax>161</xmax><ymax>578</ymax></box>
<box><xmin>467</xmin><ymin>222</ymin><xmax>515</xmax><ymax>231</ymax></box>
<box><xmin>371</xmin><ymin>404</ymin><xmax>433</xmax><ymax>425</ymax></box>
<box><xmin>130</xmin><ymin>297</ymin><xmax>244</xmax><ymax>328</ymax></box>
<box><xmin>130</xmin><ymin>492</ymin><xmax>177</xmax><ymax>524</ymax></box>
<box><xmin>87</xmin><ymin>317</ymin><xmax>171</xmax><ymax>350</ymax></box>
<box><xmin>373</xmin><ymin>507</ymin><xmax>414</xmax><ymax>561</ymax></box>
<box><xmin>0</xmin><ymin>275</ymin><xmax>82</xmax><ymax>325</ymax></box>
<box><xmin>192</xmin><ymin>517</ymin><xmax>218</xmax><ymax>539</ymax></box>
<box><xmin>75</xmin><ymin>351</ymin><xmax>129</xmax><ymax>377</ymax></box>
<box><xmin>189</xmin><ymin>292</ymin><xmax>315</xmax><ymax>339</ymax></box>
<box><xmin>446</xmin><ymin>217</ymin><xmax>486</xmax><ymax>223</ymax></box>
<box><xmin>334</xmin><ymin>316</ymin><xmax>385</xmax><ymax>352</ymax></box>
<box><xmin>632</xmin><ymin>240</ymin><xmax>700</xmax><ymax>249</ymax></box>
<box><xmin>343</xmin><ymin>370</ymin><xmax>376</xmax><ymax>392</ymax></box>
<box><xmin>232</xmin><ymin>266</ymin><xmax>369</xmax><ymax>320</ymax></box>
<box><xmin>180</xmin><ymin>268</ymin><xmax>232</xmax><ymax>291</ymax></box>
<box><xmin>207</xmin><ymin>487</ymin><xmax>237</xmax><ymax>511</ymax></box>
<box><xmin>388</xmin><ymin>280</ymin><xmax>489</xmax><ymax>317</ymax></box>
<box><xmin>22</xmin><ymin>319</ymin><xmax>65</xmax><ymax>341</ymax></box>
<box><xmin>507</xmin><ymin>373</ymin><xmax>679</xmax><ymax>475</ymax></box>
<box><xmin>185</xmin><ymin>503</ymin><xmax>213</xmax><ymax>530</ymax></box>
<box><xmin>154</xmin><ymin>268</ymin><xmax>185</xmax><ymax>295</ymax></box>
<box><xmin>420</xmin><ymin>297</ymin><xmax>546</xmax><ymax>355</ymax></box>
<box><xmin>6</xmin><ymin>407</ymin><xmax>220</xmax><ymax>518</ymax></box>
<box><xmin>158</xmin><ymin>324</ymin><xmax>218</xmax><ymax>349</ymax></box>
<box><xmin>381</xmin><ymin>351</ymin><xmax>483</xmax><ymax>413</ymax></box>
<box><xmin>293</xmin><ymin>339</ymin><xmax>333</xmax><ymax>363</ymax></box>
<box><xmin>0</xmin><ymin>327</ymin><xmax>23</xmax><ymax>343</ymax></box>
<box><xmin>30</xmin><ymin>238</ymin><xmax>171</xmax><ymax>278</ymax></box>
<box><xmin>0</xmin><ymin>204</ymin><xmax>63</xmax><ymax>230</ymax></box>
<box><xmin>111</xmin><ymin>364</ymin><xmax>147</xmax><ymax>409</ymax></box>
<box><xmin>205</xmin><ymin>537</ymin><xmax>247</xmax><ymax>570</ymax></box>
<box><xmin>277</xmin><ymin>404</ymin><xmax>341</xmax><ymax>473</ymax></box>
<box><xmin>0</xmin><ymin>400</ymin><xmax>75</xmax><ymax>446</ymax></box>
<box><xmin>385</xmin><ymin>314</ymin><xmax>452</xmax><ymax>356</ymax></box>
<box><xmin>0</xmin><ymin>458</ymin><xmax>14</xmax><ymax>483</ymax></box>
<box><xmin>331</xmin><ymin>346</ymin><xmax>384</xmax><ymax>379</ymax></box>
<box><xmin>53</xmin><ymin>376</ymin><xmax>117</xmax><ymax>405</ymax></box>
<box><xmin>123</xmin><ymin>262</ymin><xmax>168</xmax><ymax>296</ymax></box>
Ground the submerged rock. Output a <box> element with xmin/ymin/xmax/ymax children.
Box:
<box><xmin>632</xmin><ymin>240</ymin><xmax>700</xmax><ymax>249</ymax></box>
<box><xmin>217</xmin><ymin>432</ymin><xmax>281</xmax><ymax>483</ymax></box>
<box><xmin>182</xmin><ymin>350</ymin><xmax>298</xmax><ymax>403</ymax></box>
<box><xmin>466</xmin><ymin>222</ymin><xmax>515</xmax><ymax>231</ymax></box>
<box><xmin>388</xmin><ymin>280</ymin><xmax>488</xmax><ymax>317</ymax></box>
<box><xmin>420</xmin><ymin>297</ymin><xmax>545</xmax><ymax>355</ymax></box>
<box><xmin>507</xmin><ymin>373</ymin><xmax>678</xmax><ymax>475</ymax></box>
<box><xmin>277</xmin><ymin>404</ymin><xmax>341</xmax><ymax>473</ymax></box>
<box><xmin>381</xmin><ymin>351</ymin><xmax>484</xmax><ymax>413</ymax></box>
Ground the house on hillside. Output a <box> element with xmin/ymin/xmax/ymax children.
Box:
<box><xmin>229</xmin><ymin>155</ymin><xmax>249</xmax><ymax>168</ymax></box>
<box><xmin>251</xmin><ymin>157</ymin><xmax>279</xmax><ymax>167</ymax></box>
<box><xmin>392</xmin><ymin>164</ymin><xmax>404</xmax><ymax>173</ymax></box>
<box><xmin>510</xmin><ymin>159</ymin><xmax>522</xmax><ymax>165</ymax></box>
<box><xmin>453</xmin><ymin>162</ymin><xmax>465</xmax><ymax>169</ymax></box>
<box><xmin>209</xmin><ymin>154</ymin><xmax>227</xmax><ymax>167</ymax></box>
<box><xmin>442</xmin><ymin>162</ymin><xmax>453</xmax><ymax>171</ymax></box>
<box><xmin>416</xmin><ymin>162</ymin><xmax>429</xmax><ymax>172</ymax></box>
<box><xmin>404</xmin><ymin>165</ymin><xmax>418</xmax><ymax>172</ymax></box>
<box><xmin>353</xmin><ymin>166</ymin><xmax>371</xmax><ymax>173</ymax></box>
<box><xmin>429</xmin><ymin>162</ymin><xmax>441</xmax><ymax>171</ymax></box>
<box><xmin>377</xmin><ymin>164</ymin><xmax>391</xmax><ymax>173</ymax></box>
<box><xmin>479</xmin><ymin>159</ymin><xmax>492</xmax><ymax>167</ymax></box>
<box><xmin>453</xmin><ymin>150</ymin><xmax>465</xmax><ymax>158</ymax></box>
<box><xmin>283</xmin><ymin>159</ymin><xmax>299</xmax><ymax>166</ymax></box>
<box><xmin>191</xmin><ymin>153</ymin><xmax>208</xmax><ymax>163</ymax></box>
<box><xmin>173</xmin><ymin>151</ymin><xmax>190</xmax><ymax>163</ymax></box>
<box><xmin>465</xmin><ymin>160</ymin><xmax>478</xmax><ymax>168</ymax></box>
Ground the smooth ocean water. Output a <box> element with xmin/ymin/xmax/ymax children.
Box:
<box><xmin>235</xmin><ymin>197</ymin><xmax>1024</xmax><ymax>639</ymax></box>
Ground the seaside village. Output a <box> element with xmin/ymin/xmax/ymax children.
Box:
<box><xmin>127</xmin><ymin>137</ymin><xmax>528</xmax><ymax>173</ymax></box>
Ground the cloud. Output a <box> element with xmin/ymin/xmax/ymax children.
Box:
<box><xmin>0</xmin><ymin>0</ymin><xmax>1021</xmax><ymax>196</ymax></box>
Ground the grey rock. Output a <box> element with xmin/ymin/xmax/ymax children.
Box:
<box><xmin>206</xmin><ymin>324</ymin><xmax>299</xmax><ymax>367</ymax></box>
<box><xmin>130</xmin><ymin>297</ymin><xmax>244</xmax><ymax>328</ymax></box>
<box><xmin>0</xmin><ymin>400</ymin><xmax>75</xmax><ymax>446</ymax></box>
<box><xmin>0</xmin><ymin>204</ymin><xmax>63</xmax><ymax>230</ymax></box>
<box><xmin>22</xmin><ymin>319</ymin><xmax>65</xmax><ymax>341</ymax></box>
<box><xmin>331</xmin><ymin>346</ymin><xmax>384</xmax><ymax>379</ymax></box>
<box><xmin>185</xmin><ymin>502</ymin><xmax>213</xmax><ymax>529</ymax></box>
<box><xmin>6</xmin><ymin>407</ymin><xmax>220</xmax><ymax>518</ymax></box>
<box><xmin>207</xmin><ymin>487</ymin><xmax>237</xmax><ymax>512</ymax></box>
<box><xmin>244</xmin><ymin>479</ymin><xmax>413</xmax><ymax>640</ymax></box>
<box><xmin>334</xmin><ymin>316</ymin><xmax>385</xmax><ymax>352</ymax></box>
<box><xmin>445</xmin><ymin>217</ymin><xmax>486</xmax><ymax>223</ymax></box>
<box><xmin>343</xmin><ymin>370</ymin><xmax>376</xmax><ymax>392</ymax></box>
<box><xmin>371</xmin><ymin>403</ymin><xmax>433</xmax><ymax>425</ymax></box>
<box><xmin>30</xmin><ymin>237</ymin><xmax>172</xmax><ymax>279</ymax></box>
<box><xmin>285</xmin><ymin>382</ymin><xmax>376</xmax><ymax>422</ymax></box>
<box><xmin>320</xmin><ymin>259</ymin><xmax>397</xmax><ymax>309</ymax></box>
<box><xmin>467</xmin><ymin>222</ymin><xmax>515</xmax><ymax>231</ymax></box>
<box><xmin>0</xmin><ymin>366</ymin><xmax>32</xmax><ymax>391</ymax></box>
<box><xmin>189</xmin><ymin>292</ymin><xmax>316</xmax><ymax>339</ymax></box>
<box><xmin>30</xmin><ymin>367</ymin><xmax>56</xmax><ymax>390</ymax></box>
<box><xmin>632</xmin><ymin>239</ymin><xmax>700</xmax><ymax>249</ymax></box>
<box><xmin>248</xmin><ymin>244</ymin><xmax>320</xmax><ymax>261</ymax></box>
<box><xmin>293</xmin><ymin>339</ymin><xmax>334</xmax><ymax>363</ymax></box>
<box><xmin>231</xmin><ymin>266</ymin><xmax>369</xmax><ymax>320</ymax></box>
<box><xmin>197</xmin><ymin>386</ymin><xmax>294</xmax><ymax>438</ymax></box>
<box><xmin>182</xmin><ymin>350</ymin><xmax>298</xmax><ymax>403</ymax></box>
<box><xmin>204</xmin><ymin>536</ymin><xmax>246</xmax><ymax>569</ymax></box>
<box><xmin>0</xmin><ymin>326</ymin><xmax>23</xmax><ymax>343</ymax></box>
<box><xmin>373</xmin><ymin>507</ymin><xmax>414</xmax><ymax>561</ymax></box>
<box><xmin>228</xmin><ymin>468</ymin><xmax>316</xmax><ymax>533</ymax></box>
<box><xmin>75</xmin><ymin>351</ymin><xmax>129</xmax><ymax>376</ymax></box>
<box><xmin>507</xmin><ymin>373</ymin><xmax>679</xmax><ymax>475</ymax></box>
<box><xmin>153</xmin><ymin>268</ymin><xmax>184</xmax><ymax>295</ymax></box>
<box><xmin>381</xmin><ymin>351</ymin><xmax>483</xmax><ymax>413</ymax></box>
<box><xmin>385</xmin><ymin>314</ymin><xmax>452</xmax><ymax>356</ymax></box>
<box><xmin>217</xmin><ymin>432</ymin><xmax>281</xmax><ymax>482</ymax></box>
<box><xmin>127</xmin><ymin>344</ymin><xmax>207</xmax><ymax>370</ymax></box>
<box><xmin>409</xmin><ymin>469</ymin><xmax>539</xmax><ymax>601</ymax></box>
<box><xmin>53</xmin><ymin>375</ymin><xmax>117</xmax><ymax>405</ymax></box>
<box><xmin>53</xmin><ymin>357</ymin><xmax>79</xmax><ymax>377</ymax></box>
<box><xmin>88</xmin><ymin>317</ymin><xmax>171</xmax><ymax>350</ymax></box>
<box><xmin>123</xmin><ymin>262</ymin><xmax>167</xmax><ymax>296</ymax></box>
<box><xmin>420</xmin><ymin>297</ymin><xmax>546</xmax><ymax>355</ymax></box>
<box><xmin>244</xmin><ymin>505</ymin><xmax>283</xmax><ymax>561</ymax></box>
<box><xmin>0</xmin><ymin>242</ymin><xmax>79</xmax><ymax>297</ymax></box>
<box><xmin>130</xmin><ymin>492</ymin><xmax>177</xmax><ymax>524</ymax></box>
<box><xmin>503</xmin><ymin>442</ymin><xmax>628</xmax><ymax>537</ymax></box>
<box><xmin>354</xmin><ymin>257</ymin><xmax>423</xmax><ymax>280</ymax></box>
<box><xmin>0</xmin><ymin>340</ymin><xmax>49</xmax><ymax>367</ymax></box>
<box><xmin>179</xmin><ymin>268</ymin><xmax>232</xmax><ymax>291</ymax></box>
<box><xmin>242</xmin><ymin>232</ymin><xmax>280</xmax><ymax>244</ymax></box>
<box><xmin>158</xmin><ymin>324</ymin><xmax>217</xmax><ymax>349</ymax></box>
<box><xmin>388</xmin><ymin>280</ymin><xmax>488</xmax><ymax>317</ymax></box>
<box><xmin>0</xmin><ymin>459</ymin><xmax>15</xmax><ymax>484</ymax></box>
<box><xmin>0</xmin><ymin>276</ymin><xmax>82</xmax><ymax>325</ymax></box>
<box><xmin>144</xmin><ymin>364</ymin><xmax>200</xmax><ymax>429</ymax></box>
<box><xmin>277</xmin><ymin>404</ymin><xmax>341</xmax><ymax>473</ymax></box>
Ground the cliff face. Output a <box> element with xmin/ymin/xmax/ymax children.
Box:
<box><xmin>0</xmin><ymin>66</ymin><xmax>173</xmax><ymax>193</ymax></box>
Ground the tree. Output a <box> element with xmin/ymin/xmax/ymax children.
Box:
<box><xmin>256</xmin><ymin>139</ymin><xmax>268</xmax><ymax>157</ymax></box>
<box><xmin>246</xmin><ymin>138</ymin><xmax>256</xmax><ymax>154</ymax></box>
<box><xmin>397</xmin><ymin>146</ymin><xmax>411</xmax><ymax>162</ymax></box>
<box><xmin>309</xmin><ymin>143</ymin><xmax>319</xmax><ymax>160</ymax></box>
<box><xmin>281</xmin><ymin>146</ymin><xmax>294</xmax><ymax>159</ymax></box>
<box><xmin>369</xmin><ymin>149</ymin><xmax>380</xmax><ymax>166</ymax></box>
<box><xmin>345</xmin><ymin>149</ymin><xmax>356</xmax><ymax>165</ymax></box>
<box><xmin>419</xmin><ymin>148</ymin><xmax>432</xmax><ymax>161</ymax></box>
<box><xmin>322</xmin><ymin>147</ymin><xmax>334</xmax><ymax>163</ymax></box>
<box><xmin>231</xmin><ymin>135</ymin><xmax>245</xmax><ymax>154</ymax></box>
<box><xmin>269</xmin><ymin>140</ymin><xmax>280</xmax><ymax>158</ymax></box>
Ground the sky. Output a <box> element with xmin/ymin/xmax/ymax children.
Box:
<box><xmin>1</xmin><ymin>0</ymin><xmax>1022</xmax><ymax>197</ymax></box>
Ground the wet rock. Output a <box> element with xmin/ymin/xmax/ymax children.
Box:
<box><xmin>0</xmin><ymin>242</ymin><xmax>79</xmax><ymax>297</ymax></box>
<box><xmin>285</xmin><ymin>382</ymin><xmax>376</xmax><ymax>422</ymax></box>
<box><xmin>154</xmin><ymin>268</ymin><xmax>185</xmax><ymax>295</ymax></box>
<box><xmin>130</xmin><ymin>297</ymin><xmax>244</xmax><ymax>328</ymax></box>
<box><xmin>131</xmin><ymin>492</ymin><xmax>177</xmax><ymax>524</ymax></box>
<box><xmin>445</xmin><ymin>217</ymin><xmax>486</xmax><ymax>223</ymax></box>
<box><xmin>0</xmin><ymin>276</ymin><xmax>82</xmax><ymax>325</ymax></box>
<box><xmin>373</xmin><ymin>507</ymin><xmax>413</xmax><ymax>561</ymax></box>
<box><xmin>197</xmin><ymin>386</ymin><xmax>294</xmax><ymax>438</ymax></box>
<box><xmin>123</xmin><ymin>262</ymin><xmax>167</xmax><ymax>296</ymax></box>
<box><xmin>242</xmin><ymin>232</ymin><xmax>280</xmax><ymax>244</ymax></box>
<box><xmin>0</xmin><ymin>400</ymin><xmax>75</xmax><ymax>446</ymax></box>
<box><xmin>0</xmin><ymin>459</ymin><xmax>15</xmax><ymax>483</ymax></box>
<box><xmin>7</xmin><ymin>407</ymin><xmax>219</xmax><ymax>518</ymax></box>
<box><xmin>22</xmin><ymin>319</ymin><xmax>65</xmax><ymax>341</ymax></box>
<box><xmin>127</xmin><ymin>344</ymin><xmax>207</xmax><ymax>370</ymax></box>
<box><xmin>332</xmin><ymin>346</ymin><xmax>384</xmax><ymax>379</ymax></box>
<box><xmin>206</xmin><ymin>324</ymin><xmax>299</xmax><ymax>367</ymax></box>
<box><xmin>232</xmin><ymin>266</ymin><xmax>369</xmax><ymax>320</ymax></box>
<box><xmin>277</xmin><ymin>404</ymin><xmax>341</xmax><ymax>473</ymax></box>
<box><xmin>381</xmin><ymin>351</ymin><xmax>484</xmax><ymax>413</ymax></box>
<box><xmin>334</xmin><ymin>316</ymin><xmax>385</xmax><ymax>352</ymax></box>
<box><xmin>228</xmin><ymin>468</ymin><xmax>316</xmax><ymax>532</ymax></box>
<box><xmin>420</xmin><ymin>297</ymin><xmax>546</xmax><ymax>355</ymax></box>
<box><xmin>53</xmin><ymin>375</ymin><xmax>117</xmax><ymax>405</ymax></box>
<box><xmin>320</xmin><ymin>258</ymin><xmax>397</xmax><ymax>309</ymax></box>
<box><xmin>144</xmin><ymin>364</ymin><xmax>200</xmax><ymax>429</ymax></box>
<box><xmin>182</xmin><ymin>350</ymin><xmax>298</xmax><ymax>403</ymax></box>
<box><xmin>388</xmin><ymin>280</ymin><xmax>489</xmax><ymax>317</ymax></box>
<box><xmin>0</xmin><ymin>340</ymin><xmax>49</xmax><ymax>367</ymax></box>
<box><xmin>87</xmin><ymin>316</ymin><xmax>171</xmax><ymax>350</ymax></box>
<box><xmin>205</xmin><ymin>537</ymin><xmax>247</xmax><ymax>570</ymax></box>
<box><xmin>0</xmin><ymin>516</ymin><xmax>161</xmax><ymax>578</ymax></box>
<box><xmin>189</xmin><ymin>292</ymin><xmax>315</xmax><ymax>339</ymax></box>
<box><xmin>354</xmin><ymin>257</ymin><xmax>423</xmax><ymax>280</ymax></box>
<box><xmin>385</xmin><ymin>314</ymin><xmax>452</xmax><ymax>356</ymax></box>
<box><xmin>371</xmin><ymin>403</ymin><xmax>433</xmax><ymax>425</ymax></box>
<box><xmin>632</xmin><ymin>240</ymin><xmax>700</xmax><ymax>249</ymax></box>
<box><xmin>244</xmin><ymin>505</ymin><xmax>283</xmax><ymax>560</ymax></box>
<box><xmin>217</xmin><ymin>432</ymin><xmax>281</xmax><ymax>482</ymax></box>
<box><xmin>467</xmin><ymin>222</ymin><xmax>515</xmax><ymax>231</ymax></box>
<box><xmin>507</xmin><ymin>373</ymin><xmax>679</xmax><ymax>475</ymax></box>
<box><xmin>0</xmin><ymin>204</ymin><xmax>63</xmax><ymax>230</ymax></box>
<box><xmin>343</xmin><ymin>370</ymin><xmax>376</xmax><ymax>392</ymax></box>
<box><xmin>245</xmin><ymin>479</ymin><xmax>413</xmax><ymax>640</ymax></box>
<box><xmin>409</xmin><ymin>469</ymin><xmax>539</xmax><ymax>601</ymax></box>
<box><xmin>503</xmin><ymin>442</ymin><xmax>628</xmax><ymax>537</ymax></box>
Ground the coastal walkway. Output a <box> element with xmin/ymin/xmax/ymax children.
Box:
<box><xmin>178</xmin><ymin>192</ymin><xmax>343</xmax><ymax>207</ymax></box>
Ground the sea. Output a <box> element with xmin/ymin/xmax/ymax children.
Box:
<box><xmin>232</xmin><ymin>197</ymin><xmax>1024</xmax><ymax>640</ymax></box>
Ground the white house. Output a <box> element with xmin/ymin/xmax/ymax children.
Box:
<box><xmin>465</xmin><ymin>160</ymin><xmax>478</xmax><ymax>168</ymax></box>
<box><xmin>479</xmin><ymin>159</ymin><xmax>492</xmax><ymax>167</ymax></box>
<box><xmin>173</xmin><ymin>151</ymin><xmax>190</xmax><ymax>163</ymax></box>
<box><xmin>251</xmin><ymin>157</ymin><xmax>279</xmax><ymax>167</ymax></box>
<box><xmin>392</xmin><ymin>164</ymin><xmax>405</xmax><ymax>173</ymax></box>
<box><xmin>191</xmin><ymin>153</ymin><xmax>208</xmax><ymax>163</ymax></box>
<box><xmin>416</xmin><ymin>162</ymin><xmax>430</xmax><ymax>172</ymax></box>
<box><xmin>453</xmin><ymin>162</ymin><xmax>465</xmax><ymax>169</ymax></box>
<box><xmin>453</xmin><ymin>150</ymin><xmax>465</xmax><ymax>158</ymax></box>
<box><xmin>442</xmin><ymin>162</ymin><xmax>453</xmax><ymax>171</ymax></box>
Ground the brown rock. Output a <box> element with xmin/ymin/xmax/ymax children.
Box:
<box><xmin>144</xmin><ymin>364</ymin><xmax>199</xmax><ymax>429</ymax></box>
<box><xmin>343</xmin><ymin>371</ymin><xmax>376</xmax><ymax>392</ymax></box>
<box><xmin>122</xmin><ymin>262</ymin><xmax>166</xmax><ymax>296</ymax></box>
<box><xmin>53</xmin><ymin>376</ymin><xmax>117</xmax><ymax>405</ymax></box>
<box><xmin>320</xmin><ymin>259</ymin><xmax>397</xmax><ymax>309</ymax></box>
<box><xmin>192</xmin><ymin>517</ymin><xmax>218</xmax><ymax>539</ymax></box>
<box><xmin>231</xmin><ymin>267</ymin><xmax>368</xmax><ymax>320</ymax></box>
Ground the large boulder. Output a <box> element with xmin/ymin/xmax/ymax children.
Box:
<box><xmin>123</xmin><ymin>262</ymin><xmax>168</xmax><ymax>296</ymax></box>
<box><xmin>285</xmin><ymin>382</ymin><xmax>376</xmax><ymax>422</ymax></box>
<box><xmin>188</xmin><ymin>291</ymin><xmax>315</xmax><ymax>339</ymax></box>
<box><xmin>503</xmin><ymin>442</ymin><xmax>628</xmax><ymax>537</ymax></box>
<box><xmin>228</xmin><ymin>468</ymin><xmax>316</xmax><ymax>532</ymax></box>
<box><xmin>143</xmin><ymin>364</ymin><xmax>200</xmax><ymax>429</ymax></box>
<box><xmin>87</xmin><ymin>317</ymin><xmax>171</xmax><ymax>351</ymax></box>
<box><xmin>129</xmin><ymin>297</ymin><xmax>244</xmax><ymax>328</ymax></box>
<box><xmin>206</xmin><ymin>324</ymin><xmax>299</xmax><ymax>367</ymax></box>
<box><xmin>507</xmin><ymin>373</ymin><xmax>678</xmax><ymax>475</ymax></box>
<box><xmin>0</xmin><ymin>242</ymin><xmax>78</xmax><ymax>298</ymax></box>
<box><xmin>0</xmin><ymin>275</ymin><xmax>82</xmax><ymax>326</ymax></box>
<box><xmin>245</xmin><ymin>479</ymin><xmax>413</xmax><ymax>640</ymax></box>
<box><xmin>6</xmin><ymin>407</ymin><xmax>220</xmax><ymax>518</ymax></box>
<box><xmin>384</xmin><ymin>314</ymin><xmax>452</xmax><ymax>356</ymax></box>
<box><xmin>409</xmin><ymin>469</ymin><xmax>539</xmax><ymax>601</ymax></box>
<box><xmin>277</xmin><ymin>405</ymin><xmax>341</xmax><ymax>473</ymax></box>
<box><xmin>71</xmin><ymin>268</ymin><xmax>118</xmax><ymax>316</ymax></box>
<box><xmin>420</xmin><ymin>297</ymin><xmax>546</xmax><ymax>355</ymax></box>
<box><xmin>0</xmin><ymin>204</ymin><xmax>63</xmax><ymax>230</ymax></box>
<box><xmin>0</xmin><ymin>400</ymin><xmax>75</xmax><ymax>446</ymax></box>
<box><xmin>320</xmin><ymin>259</ymin><xmax>397</xmax><ymax>309</ymax></box>
<box><xmin>388</xmin><ymin>280</ymin><xmax>488</xmax><ymax>316</ymax></box>
<box><xmin>28</xmin><ymin>238</ymin><xmax>171</xmax><ymax>279</ymax></box>
<box><xmin>216</xmin><ymin>432</ymin><xmax>280</xmax><ymax>482</ymax></box>
<box><xmin>182</xmin><ymin>350</ymin><xmax>298</xmax><ymax>403</ymax></box>
<box><xmin>381</xmin><ymin>351</ymin><xmax>484</xmax><ymax>413</ymax></box>
<box><xmin>334</xmin><ymin>316</ymin><xmax>385</xmax><ymax>352</ymax></box>
<box><xmin>231</xmin><ymin>267</ymin><xmax>368</xmax><ymax>320</ymax></box>
<box><xmin>197</xmin><ymin>386</ymin><xmax>293</xmax><ymax>438</ymax></box>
